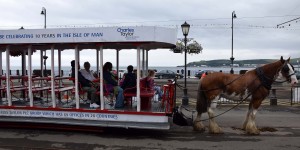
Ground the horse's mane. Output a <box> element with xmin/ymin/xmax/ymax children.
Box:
<box><xmin>259</xmin><ymin>59</ymin><xmax>284</xmax><ymax>79</ymax></box>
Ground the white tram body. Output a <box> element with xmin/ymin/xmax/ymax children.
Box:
<box><xmin>0</xmin><ymin>26</ymin><xmax>177</xmax><ymax>130</ymax></box>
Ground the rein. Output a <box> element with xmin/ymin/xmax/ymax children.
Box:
<box><xmin>176</xmin><ymin>73</ymin><xmax>247</xmax><ymax>92</ymax></box>
<box><xmin>184</xmin><ymin>76</ymin><xmax>261</xmax><ymax>122</ymax></box>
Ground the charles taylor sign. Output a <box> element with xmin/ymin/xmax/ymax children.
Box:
<box><xmin>0</xmin><ymin>26</ymin><xmax>177</xmax><ymax>45</ymax></box>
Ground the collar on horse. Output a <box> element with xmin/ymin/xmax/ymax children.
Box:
<box><xmin>256</xmin><ymin>67</ymin><xmax>272</xmax><ymax>90</ymax></box>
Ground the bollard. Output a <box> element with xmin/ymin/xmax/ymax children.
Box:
<box><xmin>60</xmin><ymin>70</ymin><xmax>64</xmax><ymax>76</ymax></box>
<box><xmin>270</xmin><ymin>89</ymin><xmax>277</xmax><ymax>105</ymax></box>
<box><xmin>188</xmin><ymin>70</ymin><xmax>190</xmax><ymax>78</ymax></box>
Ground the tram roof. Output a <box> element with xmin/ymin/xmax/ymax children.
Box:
<box><xmin>0</xmin><ymin>26</ymin><xmax>177</xmax><ymax>54</ymax></box>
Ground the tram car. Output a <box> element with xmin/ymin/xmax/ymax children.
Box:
<box><xmin>0</xmin><ymin>26</ymin><xmax>178</xmax><ymax>130</ymax></box>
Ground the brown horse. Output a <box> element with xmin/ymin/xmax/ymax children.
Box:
<box><xmin>193</xmin><ymin>56</ymin><xmax>298</xmax><ymax>135</ymax></box>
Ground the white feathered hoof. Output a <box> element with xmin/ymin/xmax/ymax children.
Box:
<box><xmin>193</xmin><ymin>121</ymin><xmax>205</xmax><ymax>132</ymax></box>
<box><xmin>245</xmin><ymin>126</ymin><xmax>260</xmax><ymax>135</ymax></box>
<box><xmin>209</xmin><ymin>125</ymin><xmax>223</xmax><ymax>134</ymax></box>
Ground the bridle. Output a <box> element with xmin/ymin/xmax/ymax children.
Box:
<box><xmin>256</xmin><ymin>61</ymin><xmax>294</xmax><ymax>87</ymax></box>
<box><xmin>281</xmin><ymin>63</ymin><xmax>295</xmax><ymax>82</ymax></box>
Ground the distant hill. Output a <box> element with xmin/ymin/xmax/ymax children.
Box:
<box><xmin>179</xmin><ymin>58</ymin><xmax>300</xmax><ymax>67</ymax></box>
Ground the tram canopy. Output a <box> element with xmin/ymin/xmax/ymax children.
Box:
<box><xmin>0</xmin><ymin>26</ymin><xmax>177</xmax><ymax>52</ymax></box>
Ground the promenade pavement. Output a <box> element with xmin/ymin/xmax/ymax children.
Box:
<box><xmin>174</xmin><ymin>104</ymin><xmax>299</xmax><ymax>137</ymax></box>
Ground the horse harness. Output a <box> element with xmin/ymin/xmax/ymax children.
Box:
<box><xmin>255</xmin><ymin>67</ymin><xmax>272</xmax><ymax>90</ymax></box>
<box><xmin>281</xmin><ymin>63</ymin><xmax>295</xmax><ymax>82</ymax></box>
<box><xmin>255</xmin><ymin>61</ymin><xmax>295</xmax><ymax>90</ymax></box>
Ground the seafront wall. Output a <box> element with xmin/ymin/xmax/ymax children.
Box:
<box><xmin>2</xmin><ymin>66</ymin><xmax>256</xmax><ymax>77</ymax></box>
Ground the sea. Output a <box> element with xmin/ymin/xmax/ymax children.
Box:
<box><xmin>3</xmin><ymin>66</ymin><xmax>256</xmax><ymax>77</ymax></box>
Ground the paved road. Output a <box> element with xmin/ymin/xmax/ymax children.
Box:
<box><xmin>0</xmin><ymin>105</ymin><xmax>299</xmax><ymax>150</ymax></box>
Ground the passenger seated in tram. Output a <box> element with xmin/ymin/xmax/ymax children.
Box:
<box><xmin>71</xmin><ymin>60</ymin><xmax>99</xmax><ymax>108</ymax></box>
<box><xmin>120</xmin><ymin>65</ymin><xmax>137</xmax><ymax>90</ymax></box>
<box><xmin>103</xmin><ymin>62</ymin><xmax>124</xmax><ymax>108</ymax></box>
<box><xmin>80</xmin><ymin>61</ymin><xmax>96</xmax><ymax>81</ymax></box>
<box><xmin>80</xmin><ymin>61</ymin><xmax>98</xmax><ymax>101</ymax></box>
<box><xmin>145</xmin><ymin>70</ymin><xmax>163</xmax><ymax>101</ymax></box>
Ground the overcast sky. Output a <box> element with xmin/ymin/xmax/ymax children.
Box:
<box><xmin>0</xmin><ymin>0</ymin><xmax>299</xmax><ymax>67</ymax></box>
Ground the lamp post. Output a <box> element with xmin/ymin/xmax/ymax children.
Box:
<box><xmin>230</xmin><ymin>11</ymin><xmax>237</xmax><ymax>74</ymax></box>
<box><xmin>181</xmin><ymin>21</ymin><xmax>190</xmax><ymax>105</ymax></box>
<box><xmin>41</xmin><ymin>7</ymin><xmax>47</xmax><ymax>77</ymax></box>
<box><xmin>41</xmin><ymin>7</ymin><xmax>46</xmax><ymax>29</ymax></box>
<box><xmin>43</xmin><ymin>55</ymin><xmax>48</xmax><ymax>76</ymax></box>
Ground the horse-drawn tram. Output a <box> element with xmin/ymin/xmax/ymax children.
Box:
<box><xmin>0</xmin><ymin>26</ymin><xmax>177</xmax><ymax>130</ymax></box>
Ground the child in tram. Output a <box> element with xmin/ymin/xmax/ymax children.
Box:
<box><xmin>145</xmin><ymin>70</ymin><xmax>163</xmax><ymax>101</ymax></box>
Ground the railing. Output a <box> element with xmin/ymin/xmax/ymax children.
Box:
<box><xmin>217</xmin><ymin>86</ymin><xmax>300</xmax><ymax>106</ymax></box>
<box><xmin>1</xmin><ymin>70</ymin><xmax>64</xmax><ymax>76</ymax></box>
<box><xmin>291</xmin><ymin>86</ymin><xmax>300</xmax><ymax>105</ymax></box>
<box><xmin>217</xmin><ymin>97</ymin><xmax>249</xmax><ymax>105</ymax></box>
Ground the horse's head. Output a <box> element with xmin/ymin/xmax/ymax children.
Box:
<box><xmin>277</xmin><ymin>56</ymin><xmax>298</xmax><ymax>85</ymax></box>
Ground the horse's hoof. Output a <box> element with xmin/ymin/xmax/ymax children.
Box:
<box><xmin>193</xmin><ymin>126</ymin><xmax>205</xmax><ymax>133</ymax></box>
<box><xmin>246</xmin><ymin>129</ymin><xmax>260</xmax><ymax>135</ymax></box>
<box><xmin>193</xmin><ymin>122</ymin><xmax>205</xmax><ymax>133</ymax></box>
<box><xmin>209</xmin><ymin>127</ymin><xmax>223</xmax><ymax>134</ymax></box>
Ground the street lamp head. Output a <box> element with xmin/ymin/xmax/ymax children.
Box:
<box><xmin>41</xmin><ymin>7</ymin><xmax>46</xmax><ymax>15</ymax></box>
<box><xmin>232</xmin><ymin>11</ymin><xmax>237</xmax><ymax>18</ymax></box>
<box><xmin>181</xmin><ymin>21</ymin><xmax>190</xmax><ymax>37</ymax></box>
<box><xmin>43</xmin><ymin>55</ymin><xmax>48</xmax><ymax>60</ymax></box>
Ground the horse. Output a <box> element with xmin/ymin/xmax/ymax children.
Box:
<box><xmin>193</xmin><ymin>56</ymin><xmax>298</xmax><ymax>135</ymax></box>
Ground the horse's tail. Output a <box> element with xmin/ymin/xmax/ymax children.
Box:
<box><xmin>196</xmin><ymin>79</ymin><xmax>208</xmax><ymax>113</ymax></box>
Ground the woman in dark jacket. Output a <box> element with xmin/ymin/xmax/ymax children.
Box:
<box><xmin>103</xmin><ymin>62</ymin><xmax>124</xmax><ymax>108</ymax></box>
